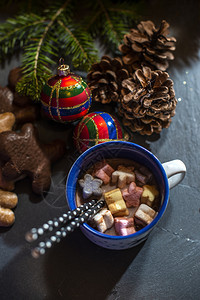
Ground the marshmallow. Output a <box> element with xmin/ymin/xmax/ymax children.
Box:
<box><xmin>117</xmin><ymin>165</ymin><xmax>135</xmax><ymax>172</ymax></box>
<box><xmin>79</xmin><ymin>174</ymin><xmax>103</xmax><ymax>199</ymax></box>
<box><xmin>94</xmin><ymin>161</ymin><xmax>114</xmax><ymax>184</ymax></box>
<box><xmin>114</xmin><ymin>217</ymin><xmax>136</xmax><ymax>236</ymax></box>
<box><xmin>134</xmin><ymin>170</ymin><xmax>148</xmax><ymax>185</ymax></box>
<box><xmin>104</xmin><ymin>188</ymin><xmax>127</xmax><ymax>216</ymax></box>
<box><xmin>139</xmin><ymin>166</ymin><xmax>153</xmax><ymax>182</ymax></box>
<box><xmin>122</xmin><ymin>181</ymin><xmax>143</xmax><ymax>207</ymax></box>
<box><xmin>141</xmin><ymin>185</ymin><xmax>159</xmax><ymax>207</ymax></box>
<box><xmin>114</xmin><ymin>208</ymin><xmax>129</xmax><ymax>217</ymax></box>
<box><xmin>135</xmin><ymin>204</ymin><xmax>157</xmax><ymax>226</ymax></box>
<box><xmin>94</xmin><ymin>169</ymin><xmax>110</xmax><ymax>185</ymax></box>
<box><xmin>112</xmin><ymin>166</ymin><xmax>135</xmax><ymax>189</ymax></box>
<box><xmin>92</xmin><ymin>208</ymin><xmax>114</xmax><ymax>233</ymax></box>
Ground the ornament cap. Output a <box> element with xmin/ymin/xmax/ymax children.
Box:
<box><xmin>57</xmin><ymin>58</ymin><xmax>70</xmax><ymax>76</ymax></box>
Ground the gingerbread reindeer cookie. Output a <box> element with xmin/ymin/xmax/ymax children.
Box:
<box><xmin>0</xmin><ymin>123</ymin><xmax>66</xmax><ymax>194</ymax></box>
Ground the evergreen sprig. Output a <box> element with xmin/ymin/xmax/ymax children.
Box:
<box><xmin>0</xmin><ymin>0</ymin><xmax>143</xmax><ymax>101</ymax></box>
<box><xmin>84</xmin><ymin>0</ymin><xmax>141</xmax><ymax>52</ymax></box>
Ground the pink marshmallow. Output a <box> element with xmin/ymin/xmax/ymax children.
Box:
<box><xmin>94</xmin><ymin>161</ymin><xmax>114</xmax><ymax>184</ymax></box>
<box><xmin>101</xmin><ymin>164</ymin><xmax>115</xmax><ymax>177</ymax></box>
<box><xmin>122</xmin><ymin>182</ymin><xmax>143</xmax><ymax>208</ymax></box>
<box><xmin>134</xmin><ymin>170</ymin><xmax>148</xmax><ymax>185</ymax></box>
<box><xmin>114</xmin><ymin>217</ymin><xmax>136</xmax><ymax>236</ymax></box>
<box><xmin>95</xmin><ymin>169</ymin><xmax>110</xmax><ymax>184</ymax></box>
<box><xmin>115</xmin><ymin>217</ymin><xmax>133</xmax><ymax>228</ymax></box>
<box><xmin>120</xmin><ymin>227</ymin><xmax>136</xmax><ymax>235</ymax></box>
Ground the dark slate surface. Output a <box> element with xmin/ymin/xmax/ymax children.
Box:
<box><xmin>0</xmin><ymin>1</ymin><xmax>200</xmax><ymax>299</ymax></box>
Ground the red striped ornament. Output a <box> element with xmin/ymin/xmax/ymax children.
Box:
<box><xmin>41</xmin><ymin>62</ymin><xmax>92</xmax><ymax>123</ymax></box>
<box><xmin>73</xmin><ymin>111</ymin><xmax>127</xmax><ymax>153</ymax></box>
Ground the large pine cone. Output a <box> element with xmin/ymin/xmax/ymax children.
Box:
<box><xmin>87</xmin><ymin>55</ymin><xmax>131</xmax><ymax>104</ymax></box>
<box><xmin>119</xmin><ymin>20</ymin><xmax>176</xmax><ymax>71</ymax></box>
<box><xmin>118</xmin><ymin>66</ymin><xmax>177</xmax><ymax>135</ymax></box>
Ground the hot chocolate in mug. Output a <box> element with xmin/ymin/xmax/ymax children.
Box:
<box><xmin>66</xmin><ymin>141</ymin><xmax>186</xmax><ymax>250</ymax></box>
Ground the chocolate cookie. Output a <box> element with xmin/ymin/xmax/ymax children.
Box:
<box><xmin>8</xmin><ymin>67</ymin><xmax>22</xmax><ymax>92</ymax></box>
<box><xmin>0</xmin><ymin>87</ymin><xmax>13</xmax><ymax>114</ymax></box>
<box><xmin>0</xmin><ymin>112</ymin><xmax>16</xmax><ymax>190</ymax></box>
<box><xmin>7</xmin><ymin>67</ymin><xmax>34</xmax><ymax>106</ymax></box>
<box><xmin>0</xmin><ymin>112</ymin><xmax>15</xmax><ymax>133</ymax></box>
<box><xmin>0</xmin><ymin>166</ymin><xmax>15</xmax><ymax>191</ymax></box>
<box><xmin>0</xmin><ymin>86</ymin><xmax>39</xmax><ymax>125</ymax></box>
<box><xmin>0</xmin><ymin>123</ymin><xmax>66</xmax><ymax>194</ymax></box>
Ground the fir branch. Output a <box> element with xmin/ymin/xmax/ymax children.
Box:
<box><xmin>98</xmin><ymin>0</ymin><xmax>120</xmax><ymax>44</ymax></box>
<box><xmin>31</xmin><ymin>0</ymin><xmax>71</xmax><ymax>80</ymax></box>
<box><xmin>57</xmin><ymin>20</ymin><xmax>98</xmax><ymax>70</ymax></box>
<box><xmin>85</xmin><ymin>10</ymin><xmax>102</xmax><ymax>32</ymax></box>
<box><xmin>0</xmin><ymin>14</ymin><xmax>46</xmax><ymax>60</ymax></box>
<box><xmin>0</xmin><ymin>0</ymin><xmax>57</xmax><ymax>14</ymax></box>
<box><xmin>17</xmin><ymin>0</ymin><xmax>97</xmax><ymax>100</ymax></box>
<box><xmin>17</xmin><ymin>0</ymin><xmax>72</xmax><ymax>101</ymax></box>
<box><xmin>33</xmin><ymin>1</ymin><xmax>70</xmax><ymax>78</ymax></box>
<box><xmin>84</xmin><ymin>0</ymin><xmax>142</xmax><ymax>52</ymax></box>
<box><xmin>0</xmin><ymin>0</ymin><xmax>143</xmax><ymax>101</ymax></box>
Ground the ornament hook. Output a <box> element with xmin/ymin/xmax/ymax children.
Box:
<box><xmin>59</xmin><ymin>57</ymin><xmax>65</xmax><ymax>66</ymax></box>
<box><xmin>58</xmin><ymin>58</ymin><xmax>70</xmax><ymax>76</ymax></box>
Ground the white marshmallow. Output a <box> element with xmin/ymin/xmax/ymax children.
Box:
<box><xmin>92</xmin><ymin>208</ymin><xmax>114</xmax><ymax>233</ymax></box>
<box><xmin>135</xmin><ymin>204</ymin><xmax>157</xmax><ymax>225</ymax></box>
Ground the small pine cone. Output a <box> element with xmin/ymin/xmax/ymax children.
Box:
<box><xmin>118</xmin><ymin>66</ymin><xmax>177</xmax><ymax>135</ymax></box>
<box><xmin>119</xmin><ymin>20</ymin><xmax>176</xmax><ymax>71</ymax></box>
<box><xmin>87</xmin><ymin>55</ymin><xmax>131</xmax><ymax>104</ymax></box>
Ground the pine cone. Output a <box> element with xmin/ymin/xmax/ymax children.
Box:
<box><xmin>119</xmin><ymin>20</ymin><xmax>176</xmax><ymax>71</ymax></box>
<box><xmin>118</xmin><ymin>66</ymin><xmax>177</xmax><ymax>135</ymax></box>
<box><xmin>87</xmin><ymin>55</ymin><xmax>131</xmax><ymax>104</ymax></box>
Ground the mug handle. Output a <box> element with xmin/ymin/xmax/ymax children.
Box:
<box><xmin>162</xmin><ymin>159</ymin><xmax>186</xmax><ymax>189</ymax></box>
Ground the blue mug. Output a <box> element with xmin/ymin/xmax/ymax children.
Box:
<box><xmin>66</xmin><ymin>141</ymin><xmax>186</xmax><ymax>250</ymax></box>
